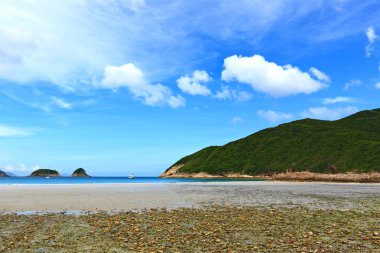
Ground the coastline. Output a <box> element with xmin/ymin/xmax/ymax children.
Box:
<box><xmin>272</xmin><ymin>171</ymin><xmax>380</xmax><ymax>183</ymax></box>
<box><xmin>1</xmin><ymin>181</ymin><xmax>379</xmax><ymax>212</ymax></box>
<box><xmin>161</xmin><ymin>168</ymin><xmax>380</xmax><ymax>183</ymax></box>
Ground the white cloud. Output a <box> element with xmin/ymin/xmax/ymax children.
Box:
<box><xmin>322</xmin><ymin>96</ymin><xmax>354</xmax><ymax>104</ymax></box>
<box><xmin>231</xmin><ymin>117</ymin><xmax>243</xmax><ymax>124</ymax></box>
<box><xmin>257</xmin><ymin>110</ymin><xmax>293</xmax><ymax>122</ymax></box>
<box><xmin>309</xmin><ymin>67</ymin><xmax>331</xmax><ymax>83</ymax></box>
<box><xmin>100</xmin><ymin>63</ymin><xmax>185</xmax><ymax>108</ymax></box>
<box><xmin>366</xmin><ymin>26</ymin><xmax>377</xmax><ymax>43</ymax></box>
<box><xmin>301</xmin><ymin>106</ymin><xmax>359</xmax><ymax>120</ymax></box>
<box><xmin>214</xmin><ymin>86</ymin><xmax>252</xmax><ymax>101</ymax></box>
<box><xmin>0</xmin><ymin>0</ymin><xmax>151</xmax><ymax>88</ymax></box>
<box><xmin>343</xmin><ymin>79</ymin><xmax>361</xmax><ymax>90</ymax></box>
<box><xmin>221</xmin><ymin>55</ymin><xmax>328</xmax><ymax>97</ymax></box>
<box><xmin>375</xmin><ymin>82</ymin><xmax>380</xmax><ymax>89</ymax></box>
<box><xmin>50</xmin><ymin>96</ymin><xmax>72</xmax><ymax>109</ymax></box>
<box><xmin>101</xmin><ymin>63</ymin><xmax>146</xmax><ymax>89</ymax></box>
<box><xmin>0</xmin><ymin>1</ymin><xmax>379</xmax><ymax>90</ymax></box>
<box><xmin>177</xmin><ymin>70</ymin><xmax>211</xmax><ymax>96</ymax></box>
<box><xmin>0</xmin><ymin>125</ymin><xmax>33</xmax><ymax>137</ymax></box>
<box><xmin>366</xmin><ymin>26</ymin><xmax>377</xmax><ymax>57</ymax></box>
<box><xmin>1</xmin><ymin>164</ymin><xmax>40</xmax><ymax>175</ymax></box>
<box><xmin>167</xmin><ymin>95</ymin><xmax>186</xmax><ymax>108</ymax></box>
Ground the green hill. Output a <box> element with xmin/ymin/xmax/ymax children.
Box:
<box><xmin>162</xmin><ymin>108</ymin><xmax>380</xmax><ymax>176</ymax></box>
<box><xmin>0</xmin><ymin>170</ymin><xmax>9</xmax><ymax>177</ymax></box>
<box><xmin>30</xmin><ymin>169</ymin><xmax>60</xmax><ymax>177</ymax></box>
<box><xmin>72</xmin><ymin>168</ymin><xmax>90</xmax><ymax>177</ymax></box>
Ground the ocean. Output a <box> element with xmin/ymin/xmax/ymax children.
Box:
<box><xmin>0</xmin><ymin>177</ymin><xmax>263</xmax><ymax>185</ymax></box>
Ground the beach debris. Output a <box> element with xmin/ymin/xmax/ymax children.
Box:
<box><xmin>0</xmin><ymin>205</ymin><xmax>379</xmax><ymax>252</ymax></box>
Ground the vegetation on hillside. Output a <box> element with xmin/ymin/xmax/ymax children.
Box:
<box><xmin>0</xmin><ymin>170</ymin><xmax>9</xmax><ymax>177</ymax></box>
<box><xmin>167</xmin><ymin>108</ymin><xmax>380</xmax><ymax>175</ymax></box>
<box><xmin>30</xmin><ymin>169</ymin><xmax>60</xmax><ymax>177</ymax></box>
<box><xmin>72</xmin><ymin>168</ymin><xmax>90</xmax><ymax>177</ymax></box>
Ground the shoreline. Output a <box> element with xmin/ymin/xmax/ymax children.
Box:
<box><xmin>161</xmin><ymin>170</ymin><xmax>380</xmax><ymax>183</ymax></box>
<box><xmin>1</xmin><ymin>180</ymin><xmax>378</xmax><ymax>187</ymax></box>
<box><xmin>1</xmin><ymin>182</ymin><xmax>379</xmax><ymax>251</ymax></box>
<box><xmin>0</xmin><ymin>181</ymin><xmax>379</xmax><ymax>212</ymax></box>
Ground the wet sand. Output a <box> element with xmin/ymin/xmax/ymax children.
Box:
<box><xmin>1</xmin><ymin>181</ymin><xmax>379</xmax><ymax>212</ymax></box>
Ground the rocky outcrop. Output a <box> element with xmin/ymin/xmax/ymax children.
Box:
<box><xmin>273</xmin><ymin>171</ymin><xmax>380</xmax><ymax>183</ymax></box>
<box><xmin>72</xmin><ymin>168</ymin><xmax>90</xmax><ymax>177</ymax></box>
<box><xmin>30</xmin><ymin>169</ymin><xmax>60</xmax><ymax>177</ymax></box>
<box><xmin>159</xmin><ymin>165</ymin><xmax>184</xmax><ymax>177</ymax></box>
<box><xmin>0</xmin><ymin>170</ymin><xmax>9</xmax><ymax>177</ymax></box>
<box><xmin>160</xmin><ymin>164</ymin><xmax>257</xmax><ymax>178</ymax></box>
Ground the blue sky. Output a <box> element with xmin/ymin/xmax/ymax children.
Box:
<box><xmin>1</xmin><ymin>0</ymin><xmax>380</xmax><ymax>176</ymax></box>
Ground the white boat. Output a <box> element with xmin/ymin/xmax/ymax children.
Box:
<box><xmin>128</xmin><ymin>174</ymin><xmax>135</xmax><ymax>179</ymax></box>
<box><xmin>45</xmin><ymin>177</ymin><xmax>50</xmax><ymax>179</ymax></box>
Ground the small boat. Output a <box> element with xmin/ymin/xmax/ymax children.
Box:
<box><xmin>45</xmin><ymin>177</ymin><xmax>50</xmax><ymax>179</ymax></box>
<box><xmin>128</xmin><ymin>174</ymin><xmax>135</xmax><ymax>179</ymax></box>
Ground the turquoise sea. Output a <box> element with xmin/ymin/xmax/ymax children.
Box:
<box><xmin>0</xmin><ymin>177</ymin><xmax>262</xmax><ymax>185</ymax></box>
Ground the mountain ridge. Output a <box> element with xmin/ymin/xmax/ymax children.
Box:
<box><xmin>161</xmin><ymin>108</ymin><xmax>380</xmax><ymax>177</ymax></box>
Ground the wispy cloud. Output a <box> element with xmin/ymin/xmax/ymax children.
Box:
<box><xmin>375</xmin><ymin>82</ymin><xmax>380</xmax><ymax>89</ymax></box>
<box><xmin>322</xmin><ymin>96</ymin><xmax>354</xmax><ymax>104</ymax></box>
<box><xmin>301</xmin><ymin>106</ymin><xmax>359</xmax><ymax>120</ymax></box>
<box><xmin>0</xmin><ymin>1</ymin><xmax>378</xmax><ymax>91</ymax></box>
<box><xmin>309</xmin><ymin>67</ymin><xmax>331</xmax><ymax>83</ymax></box>
<box><xmin>230</xmin><ymin>117</ymin><xmax>243</xmax><ymax>124</ymax></box>
<box><xmin>214</xmin><ymin>86</ymin><xmax>252</xmax><ymax>101</ymax></box>
<box><xmin>366</xmin><ymin>26</ymin><xmax>377</xmax><ymax>57</ymax></box>
<box><xmin>0</xmin><ymin>125</ymin><xmax>33</xmax><ymax>137</ymax></box>
<box><xmin>0</xmin><ymin>0</ymin><xmax>151</xmax><ymax>88</ymax></box>
<box><xmin>1</xmin><ymin>164</ymin><xmax>40</xmax><ymax>175</ymax></box>
<box><xmin>2</xmin><ymin>89</ymin><xmax>77</xmax><ymax>112</ymax></box>
<box><xmin>50</xmin><ymin>96</ymin><xmax>72</xmax><ymax>109</ymax></box>
<box><xmin>100</xmin><ymin>63</ymin><xmax>185</xmax><ymax>108</ymax></box>
<box><xmin>343</xmin><ymin>80</ymin><xmax>361</xmax><ymax>90</ymax></box>
<box><xmin>257</xmin><ymin>110</ymin><xmax>293</xmax><ymax>122</ymax></box>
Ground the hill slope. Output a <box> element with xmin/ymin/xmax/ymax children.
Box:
<box><xmin>162</xmin><ymin>108</ymin><xmax>380</xmax><ymax>177</ymax></box>
<box><xmin>72</xmin><ymin>168</ymin><xmax>90</xmax><ymax>177</ymax></box>
<box><xmin>30</xmin><ymin>169</ymin><xmax>60</xmax><ymax>177</ymax></box>
<box><xmin>0</xmin><ymin>170</ymin><xmax>9</xmax><ymax>177</ymax></box>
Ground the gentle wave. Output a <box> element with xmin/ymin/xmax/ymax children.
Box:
<box><xmin>0</xmin><ymin>177</ymin><xmax>263</xmax><ymax>185</ymax></box>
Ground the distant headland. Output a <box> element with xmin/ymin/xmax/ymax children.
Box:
<box><xmin>0</xmin><ymin>170</ymin><xmax>10</xmax><ymax>177</ymax></box>
<box><xmin>161</xmin><ymin>108</ymin><xmax>380</xmax><ymax>182</ymax></box>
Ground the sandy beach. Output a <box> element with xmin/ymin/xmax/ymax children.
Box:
<box><xmin>1</xmin><ymin>182</ymin><xmax>379</xmax><ymax>252</ymax></box>
<box><xmin>1</xmin><ymin>181</ymin><xmax>379</xmax><ymax>212</ymax></box>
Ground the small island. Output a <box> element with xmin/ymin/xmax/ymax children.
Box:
<box><xmin>72</xmin><ymin>168</ymin><xmax>90</xmax><ymax>177</ymax></box>
<box><xmin>30</xmin><ymin>169</ymin><xmax>60</xmax><ymax>177</ymax></box>
<box><xmin>0</xmin><ymin>170</ymin><xmax>9</xmax><ymax>177</ymax></box>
